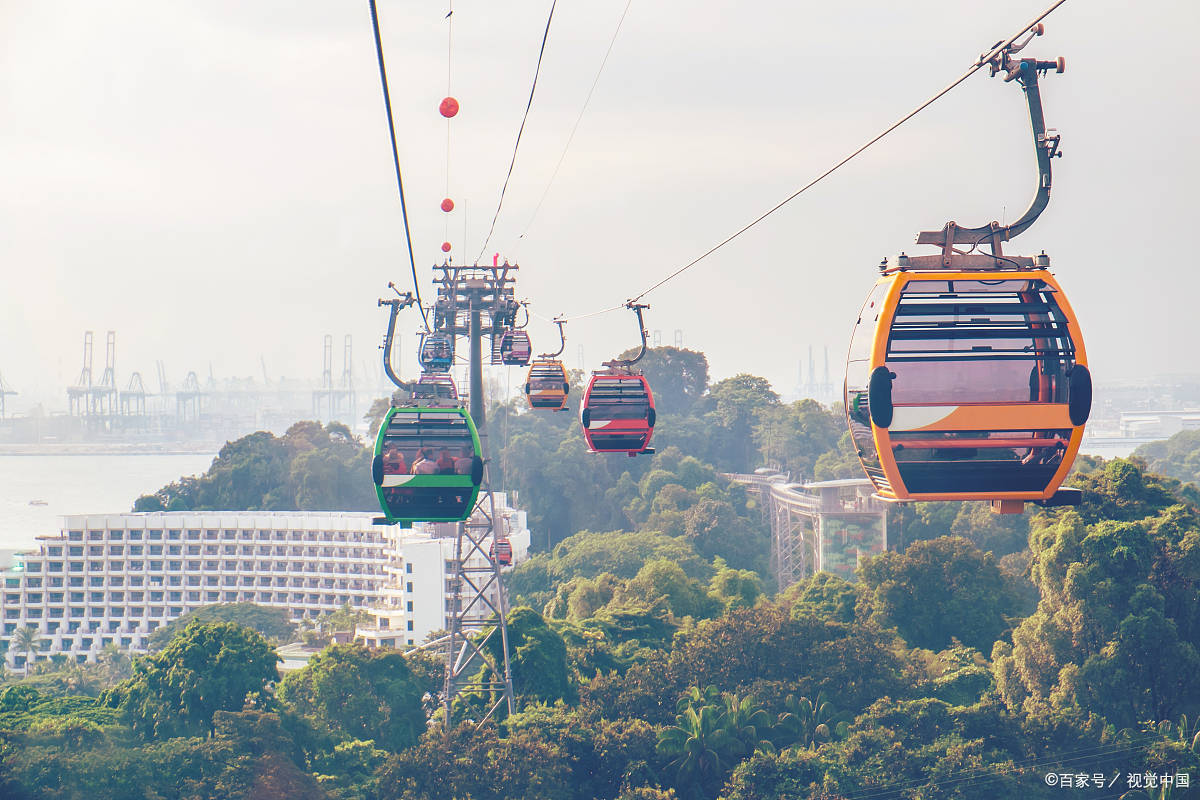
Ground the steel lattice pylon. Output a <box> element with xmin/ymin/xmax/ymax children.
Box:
<box><xmin>429</xmin><ymin>263</ymin><xmax>518</xmax><ymax>725</ymax></box>
<box><xmin>442</xmin><ymin>455</ymin><xmax>515</xmax><ymax>724</ymax></box>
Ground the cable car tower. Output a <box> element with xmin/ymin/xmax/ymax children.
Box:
<box><xmin>379</xmin><ymin>263</ymin><xmax>519</xmax><ymax>726</ymax></box>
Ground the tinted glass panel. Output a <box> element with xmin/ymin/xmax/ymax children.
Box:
<box><xmin>380</xmin><ymin>410</ymin><xmax>476</xmax><ymax>475</ymax></box>
<box><xmin>587</xmin><ymin>378</ymin><xmax>650</xmax><ymax>420</ymax></box>
<box><xmin>886</xmin><ymin>279</ymin><xmax>1075</xmax><ymax>404</ymax></box>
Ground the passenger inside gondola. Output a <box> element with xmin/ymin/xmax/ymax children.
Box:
<box><xmin>453</xmin><ymin>445</ymin><xmax>474</xmax><ymax>474</ymax></box>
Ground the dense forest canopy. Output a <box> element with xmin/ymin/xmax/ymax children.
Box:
<box><xmin>4</xmin><ymin>351</ymin><xmax>1200</xmax><ymax>799</ymax></box>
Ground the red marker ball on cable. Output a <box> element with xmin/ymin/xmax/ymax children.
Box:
<box><xmin>440</xmin><ymin>198</ymin><xmax>454</xmax><ymax>212</ymax></box>
<box><xmin>439</xmin><ymin>97</ymin><xmax>459</xmax><ymax>118</ymax></box>
<box><xmin>441</xmin><ymin>242</ymin><xmax>452</xmax><ymax>253</ymax></box>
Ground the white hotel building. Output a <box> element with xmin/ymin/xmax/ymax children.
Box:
<box><xmin>0</xmin><ymin>496</ymin><xmax>529</xmax><ymax>671</ymax></box>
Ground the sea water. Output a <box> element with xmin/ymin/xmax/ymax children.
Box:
<box><xmin>0</xmin><ymin>453</ymin><xmax>214</xmax><ymax>551</ymax></box>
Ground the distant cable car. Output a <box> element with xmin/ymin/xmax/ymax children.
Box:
<box><xmin>371</xmin><ymin>405</ymin><xmax>483</xmax><ymax>526</ymax></box>
<box><xmin>845</xmin><ymin>43</ymin><xmax>1089</xmax><ymax>514</ymax></box>
<box><xmin>581</xmin><ymin>302</ymin><xmax>656</xmax><ymax>456</ymax></box>
<box><xmin>499</xmin><ymin>330</ymin><xmax>532</xmax><ymax>366</ymax></box>
<box><xmin>413</xmin><ymin>373</ymin><xmax>459</xmax><ymax>405</ymax></box>
<box><xmin>525</xmin><ymin>359</ymin><xmax>570</xmax><ymax>411</ymax></box>
<box><xmin>419</xmin><ymin>332</ymin><xmax>454</xmax><ymax>372</ymax></box>
<box><xmin>491</xmin><ymin>537</ymin><xmax>513</xmax><ymax>566</ymax></box>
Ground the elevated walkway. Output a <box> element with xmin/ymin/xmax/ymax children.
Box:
<box><xmin>723</xmin><ymin>471</ymin><xmax>888</xmax><ymax>589</ymax></box>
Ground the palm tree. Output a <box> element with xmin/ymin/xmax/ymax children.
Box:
<box><xmin>721</xmin><ymin>692</ymin><xmax>775</xmax><ymax>757</ymax></box>
<box><xmin>13</xmin><ymin>626</ymin><xmax>45</xmax><ymax>671</ymax></box>
<box><xmin>657</xmin><ymin>704</ymin><xmax>737</xmax><ymax>795</ymax></box>
<box><xmin>772</xmin><ymin>692</ymin><xmax>850</xmax><ymax>751</ymax></box>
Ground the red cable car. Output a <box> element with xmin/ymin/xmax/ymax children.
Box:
<box><xmin>580</xmin><ymin>302</ymin><xmax>656</xmax><ymax>456</ymax></box>
<box><xmin>499</xmin><ymin>330</ymin><xmax>532</xmax><ymax>366</ymax></box>
<box><xmin>582</xmin><ymin>372</ymin><xmax>655</xmax><ymax>455</ymax></box>
<box><xmin>491</xmin><ymin>537</ymin><xmax>513</xmax><ymax>566</ymax></box>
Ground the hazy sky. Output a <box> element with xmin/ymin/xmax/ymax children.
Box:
<box><xmin>2</xmin><ymin>0</ymin><xmax>1196</xmax><ymax>413</ymax></box>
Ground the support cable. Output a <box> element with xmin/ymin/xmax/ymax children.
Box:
<box><xmin>368</xmin><ymin>0</ymin><xmax>430</xmax><ymax>330</ymax></box>
<box><xmin>475</xmin><ymin>0</ymin><xmax>558</xmax><ymax>263</ymax></box>
<box><xmin>514</xmin><ymin>0</ymin><xmax>634</xmax><ymax>248</ymax></box>
<box><xmin>553</xmin><ymin>0</ymin><xmax>1068</xmax><ymax>322</ymax></box>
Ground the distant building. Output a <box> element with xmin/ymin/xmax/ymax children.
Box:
<box><xmin>0</xmin><ymin>499</ymin><xmax>530</xmax><ymax>672</ymax></box>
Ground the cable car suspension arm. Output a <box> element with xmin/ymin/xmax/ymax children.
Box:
<box><xmin>538</xmin><ymin>317</ymin><xmax>567</xmax><ymax>359</ymax></box>
<box><xmin>379</xmin><ymin>283</ymin><xmax>418</xmax><ymax>389</ymax></box>
<box><xmin>604</xmin><ymin>302</ymin><xmax>650</xmax><ymax>369</ymax></box>
<box><xmin>917</xmin><ymin>25</ymin><xmax>1065</xmax><ymax>258</ymax></box>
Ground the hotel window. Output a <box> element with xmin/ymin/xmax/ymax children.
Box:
<box><xmin>187</xmin><ymin>561</ymin><xmax>200</xmax><ymax>571</ymax></box>
<box><xmin>149</xmin><ymin>592</ymin><xmax>163</xmax><ymax>601</ymax></box>
<box><xmin>47</xmin><ymin>546</ymin><xmax>63</xmax><ymax>557</ymax></box>
<box><xmin>129</xmin><ymin>545</ymin><xmax>143</xmax><ymax>555</ymax></box>
<box><xmin>69</xmin><ymin>546</ymin><xmax>83</xmax><ymax>557</ymax></box>
<box><xmin>187</xmin><ymin>530</ymin><xmax>200</xmax><ymax>540</ymax></box>
<box><xmin>148</xmin><ymin>530</ymin><xmax>162</xmax><ymax>540</ymax></box>
<box><xmin>88</xmin><ymin>561</ymin><xmax>103</xmax><ymax>571</ymax></box>
<box><xmin>206</xmin><ymin>592</ymin><xmax>219</xmax><ymax>602</ymax></box>
<box><xmin>110</xmin><ymin>531</ymin><xmax>124</xmax><ymax>540</ymax></box>
<box><xmin>204</xmin><ymin>530</ymin><xmax>218</xmax><ymax>540</ymax></box>
<box><xmin>68</xmin><ymin>531</ymin><xmax>83</xmax><ymax>541</ymax></box>
<box><xmin>149</xmin><ymin>545</ymin><xmax>162</xmax><ymax>555</ymax></box>
<box><xmin>167</xmin><ymin>545</ymin><xmax>181</xmax><ymax>556</ymax></box>
<box><xmin>167</xmin><ymin>530</ymin><xmax>181</xmax><ymax>540</ymax></box>
<box><xmin>130</xmin><ymin>592</ymin><xmax>143</xmax><ymax>601</ymax></box>
<box><xmin>87</xmin><ymin>531</ymin><xmax>103</xmax><ymax>541</ymax></box>
<box><xmin>130</xmin><ymin>607</ymin><xmax>144</xmax><ymax>617</ymax></box>
<box><xmin>109</xmin><ymin>562</ymin><xmax>124</xmax><ymax>571</ymax></box>
<box><xmin>47</xmin><ymin>562</ymin><xmax>63</xmax><ymax>572</ymax></box>
<box><xmin>128</xmin><ymin>561</ymin><xmax>143</xmax><ymax>570</ymax></box>
<box><xmin>128</xmin><ymin>530</ymin><xmax>142</xmax><ymax>541</ymax></box>
<box><xmin>108</xmin><ymin>546</ymin><xmax>123</xmax><ymax>555</ymax></box>
<box><xmin>149</xmin><ymin>561</ymin><xmax>162</xmax><ymax>571</ymax></box>
<box><xmin>186</xmin><ymin>545</ymin><xmax>200</xmax><ymax>555</ymax></box>
<box><xmin>89</xmin><ymin>592</ymin><xmax>103</xmax><ymax>602</ymax></box>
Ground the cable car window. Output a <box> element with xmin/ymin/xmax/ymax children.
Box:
<box><xmin>886</xmin><ymin>279</ymin><xmax>1075</xmax><ymax>405</ymax></box>
<box><xmin>381</xmin><ymin>413</ymin><xmax>476</xmax><ymax>475</ymax></box>
<box><xmin>587</xmin><ymin>379</ymin><xmax>649</xmax><ymax>420</ymax></box>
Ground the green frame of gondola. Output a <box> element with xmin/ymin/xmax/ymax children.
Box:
<box><xmin>372</xmin><ymin>404</ymin><xmax>484</xmax><ymax>526</ymax></box>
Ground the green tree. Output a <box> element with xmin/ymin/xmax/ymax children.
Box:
<box><xmin>771</xmin><ymin>692</ymin><xmax>850</xmax><ymax>751</ymax></box>
<box><xmin>616</xmin><ymin>346</ymin><xmax>710</xmax><ymax>415</ymax></box>
<box><xmin>993</xmin><ymin>494</ymin><xmax>1200</xmax><ymax>728</ymax></box>
<box><xmin>657</xmin><ymin>702</ymin><xmax>738</xmax><ymax>797</ymax></box>
<box><xmin>148</xmin><ymin>602</ymin><xmax>295</xmax><ymax>650</ymax></box>
<box><xmin>12</xmin><ymin>626</ymin><xmax>44</xmax><ymax>670</ymax></box>
<box><xmin>857</xmin><ymin>536</ymin><xmax>1017</xmax><ymax>652</ymax></box>
<box><xmin>277</xmin><ymin>642</ymin><xmax>425</xmax><ymax>752</ymax></box>
<box><xmin>102</xmin><ymin>620</ymin><xmax>280</xmax><ymax>739</ymax></box>
<box><xmin>699</xmin><ymin>374</ymin><xmax>781</xmax><ymax>473</ymax></box>
<box><xmin>754</xmin><ymin>399</ymin><xmax>842</xmax><ymax>480</ymax></box>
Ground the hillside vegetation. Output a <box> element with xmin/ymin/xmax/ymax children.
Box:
<box><xmin>3</xmin><ymin>351</ymin><xmax>1198</xmax><ymax>799</ymax></box>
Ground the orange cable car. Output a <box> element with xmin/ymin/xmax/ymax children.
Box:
<box><xmin>525</xmin><ymin>317</ymin><xmax>570</xmax><ymax>411</ymax></box>
<box><xmin>846</xmin><ymin>268</ymin><xmax>1089</xmax><ymax>513</ymax></box>
<box><xmin>843</xmin><ymin>43</ymin><xmax>1088</xmax><ymax>514</ymax></box>
<box><xmin>526</xmin><ymin>360</ymin><xmax>570</xmax><ymax>410</ymax></box>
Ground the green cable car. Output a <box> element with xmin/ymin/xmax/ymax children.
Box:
<box><xmin>371</xmin><ymin>405</ymin><xmax>484</xmax><ymax>526</ymax></box>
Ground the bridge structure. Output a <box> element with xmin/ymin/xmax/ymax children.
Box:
<box><xmin>724</xmin><ymin>471</ymin><xmax>888</xmax><ymax>589</ymax></box>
